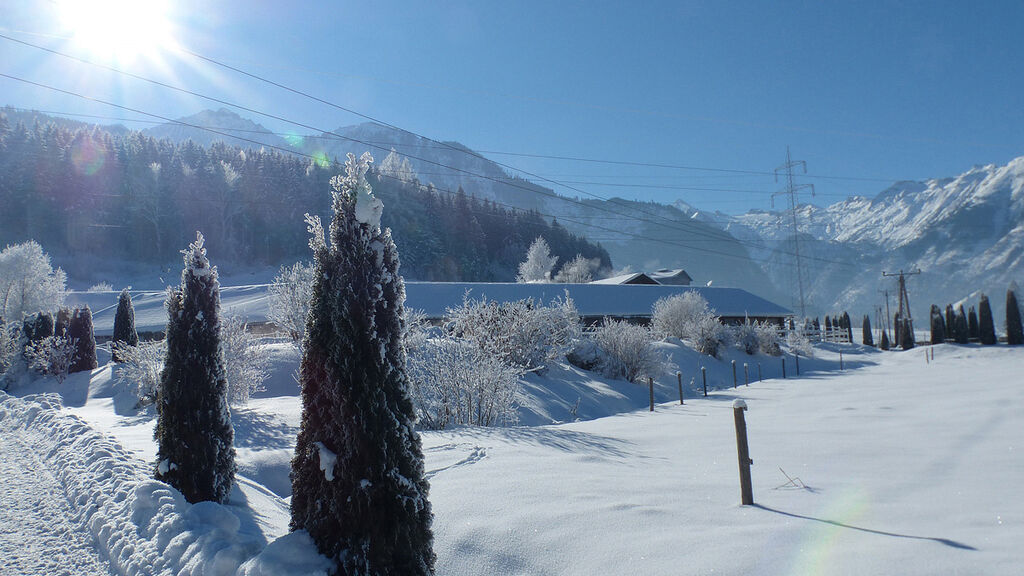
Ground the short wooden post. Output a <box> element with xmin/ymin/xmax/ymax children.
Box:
<box><xmin>733</xmin><ymin>399</ymin><xmax>754</xmax><ymax>505</ymax></box>
<box><xmin>925</xmin><ymin>349</ymin><xmax>929</xmax><ymax>364</ymax></box>
<box><xmin>732</xmin><ymin>360</ymin><xmax>737</xmax><ymax>388</ymax></box>
<box><xmin>744</xmin><ymin>362</ymin><xmax>749</xmax><ymax>386</ymax></box>
<box><xmin>931</xmin><ymin>347</ymin><xmax>935</xmax><ymax>361</ymax></box>
<box><xmin>701</xmin><ymin>366</ymin><xmax>708</xmax><ymax>397</ymax></box>
<box><xmin>840</xmin><ymin>351</ymin><xmax>844</xmax><ymax>370</ymax></box>
<box><xmin>782</xmin><ymin>357</ymin><xmax>786</xmax><ymax>379</ymax></box>
<box><xmin>677</xmin><ymin>371</ymin><xmax>684</xmax><ymax>405</ymax></box>
<box><xmin>648</xmin><ymin>377</ymin><xmax>654</xmax><ymax>412</ymax></box>
<box><xmin>757</xmin><ymin>362</ymin><xmax>762</xmax><ymax>382</ymax></box>
<box><xmin>795</xmin><ymin>354</ymin><xmax>801</xmax><ymax>375</ymax></box>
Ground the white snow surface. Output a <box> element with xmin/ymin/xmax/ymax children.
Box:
<box><xmin>2</xmin><ymin>340</ymin><xmax>1023</xmax><ymax>574</ymax></box>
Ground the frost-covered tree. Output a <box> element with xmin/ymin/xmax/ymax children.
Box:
<box><xmin>114</xmin><ymin>339</ymin><xmax>165</xmax><ymax>407</ymax></box>
<box><xmin>591</xmin><ymin>318</ymin><xmax>667</xmax><ymax>383</ymax></box>
<box><xmin>978</xmin><ymin>294</ymin><xmax>996</xmax><ymax>345</ymax></box>
<box><xmin>733</xmin><ymin>316</ymin><xmax>760</xmax><ymax>355</ymax></box>
<box><xmin>554</xmin><ymin>254</ymin><xmax>595</xmax><ymax>284</ymax></box>
<box><xmin>0</xmin><ymin>241</ymin><xmax>66</xmax><ymax>321</ymax></box>
<box><xmin>0</xmin><ymin>318</ymin><xmax>14</xmax><ymax>377</ymax></box>
<box><xmin>930</xmin><ymin>304</ymin><xmax>946</xmax><ymax>345</ymax></box>
<box><xmin>112</xmin><ymin>289</ymin><xmax>139</xmax><ymax>362</ymax></box>
<box><xmin>516</xmin><ymin>236</ymin><xmax>558</xmax><ymax>283</ymax></box>
<box><xmin>68</xmin><ymin>306</ymin><xmax>98</xmax><ymax>374</ymax></box>
<box><xmin>24</xmin><ymin>334</ymin><xmax>77</xmax><ymax>384</ymax></box>
<box><xmin>1006</xmin><ymin>288</ymin><xmax>1023</xmax><ymax>345</ymax></box>
<box><xmin>220</xmin><ymin>314</ymin><xmax>269</xmax><ymax>404</ymax></box>
<box><xmin>154</xmin><ymin>232</ymin><xmax>235</xmax><ymax>505</ymax></box>
<box><xmin>968</xmin><ymin>306</ymin><xmax>979</xmax><ymax>341</ymax></box>
<box><xmin>268</xmin><ymin>261</ymin><xmax>316</xmax><ymax>344</ymax></box>
<box><xmin>862</xmin><ymin>315</ymin><xmax>874</xmax><ymax>347</ymax></box>
<box><xmin>651</xmin><ymin>291</ymin><xmax>725</xmax><ymax>356</ymax></box>
<box><xmin>290</xmin><ymin>152</ymin><xmax>434</xmax><ymax>573</ymax></box>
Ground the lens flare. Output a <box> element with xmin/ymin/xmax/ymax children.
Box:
<box><xmin>313</xmin><ymin>151</ymin><xmax>330</xmax><ymax>168</ymax></box>
<box><xmin>70</xmin><ymin>137</ymin><xmax>106</xmax><ymax>176</ymax></box>
<box><xmin>58</xmin><ymin>0</ymin><xmax>175</xmax><ymax>63</ymax></box>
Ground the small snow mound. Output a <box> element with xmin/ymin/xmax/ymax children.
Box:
<box><xmin>313</xmin><ymin>441</ymin><xmax>337</xmax><ymax>481</ymax></box>
<box><xmin>237</xmin><ymin>530</ymin><xmax>334</xmax><ymax>576</ymax></box>
<box><xmin>732</xmin><ymin>399</ymin><xmax>747</xmax><ymax>409</ymax></box>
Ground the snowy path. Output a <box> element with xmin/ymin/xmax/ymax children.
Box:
<box><xmin>0</xmin><ymin>429</ymin><xmax>113</xmax><ymax>576</ymax></box>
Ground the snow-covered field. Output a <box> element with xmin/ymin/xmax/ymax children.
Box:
<box><xmin>2</xmin><ymin>340</ymin><xmax>1022</xmax><ymax>575</ymax></box>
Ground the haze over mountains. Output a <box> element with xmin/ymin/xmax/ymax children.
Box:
<box><xmin>8</xmin><ymin>105</ymin><xmax>1020</xmax><ymax>322</ymax></box>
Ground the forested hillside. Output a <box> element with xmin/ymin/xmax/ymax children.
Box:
<box><xmin>0</xmin><ymin>113</ymin><xmax>611</xmax><ymax>281</ymax></box>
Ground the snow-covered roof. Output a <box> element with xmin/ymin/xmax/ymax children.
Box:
<box><xmin>589</xmin><ymin>272</ymin><xmax>659</xmax><ymax>285</ymax></box>
<box><xmin>649</xmin><ymin>268</ymin><xmax>692</xmax><ymax>285</ymax></box>
<box><xmin>404</xmin><ymin>282</ymin><xmax>791</xmax><ymax>320</ymax></box>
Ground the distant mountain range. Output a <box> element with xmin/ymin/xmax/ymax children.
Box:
<box><xmin>9</xmin><ymin>105</ymin><xmax>1021</xmax><ymax>324</ymax></box>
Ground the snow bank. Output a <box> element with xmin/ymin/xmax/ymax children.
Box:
<box><xmin>0</xmin><ymin>392</ymin><xmax>331</xmax><ymax>575</ymax></box>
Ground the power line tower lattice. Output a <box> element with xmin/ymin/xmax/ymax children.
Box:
<box><xmin>772</xmin><ymin>147</ymin><xmax>815</xmax><ymax>318</ymax></box>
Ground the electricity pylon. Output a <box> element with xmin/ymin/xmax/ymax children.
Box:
<box><xmin>773</xmin><ymin>147</ymin><xmax>815</xmax><ymax>318</ymax></box>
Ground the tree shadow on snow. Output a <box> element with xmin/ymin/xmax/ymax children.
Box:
<box><xmin>752</xmin><ymin>504</ymin><xmax>977</xmax><ymax>551</ymax></box>
<box><xmin>231</xmin><ymin>409</ymin><xmax>297</xmax><ymax>450</ymax></box>
<box><xmin>447</xmin><ymin>426</ymin><xmax>636</xmax><ymax>460</ymax></box>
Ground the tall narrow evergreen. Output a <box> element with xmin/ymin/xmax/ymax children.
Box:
<box><xmin>290</xmin><ymin>153</ymin><xmax>435</xmax><ymax>574</ymax></box>
<box><xmin>862</xmin><ymin>315</ymin><xmax>874</xmax><ymax>346</ymax></box>
<box><xmin>68</xmin><ymin>306</ymin><xmax>98</xmax><ymax>373</ymax></box>
<box><xmin>880</xmin><ymin>329</ymin><xmax>891</xmax><ymax>350</ymax></box>
<box><xmin>154</xmin><ymin>232</ymin><xmax>235</xmax><ymax>504</ymax></box>
<box><xmin>1006</xmin><ymin>288</ymin><xmax>1023</xmax><ymax>345</ymax></box>
<box><xmin>945</xmin><ymin>305</ymin><xmax>955</xmax><ymax>335</ymax></box>
<box><xmin>978</xmin><ymin>294</ymin><xmax>996</xmax><ymax>345</ymax></box>
<box><xmin>899</xmin><ymin>315</ymin><xmax>915</xmax><ymax>350</ymax></box>
<box><xmin>112</xmin><ymin>288</ymin><xmax>139</xmax><ymax>362</ymax></box>
<box><xmin>968</xmin><ymin>306</ymin><xmax>979</xmax><ymax>341</ymax></box>
<box><xmin>55</xmin><ymin>307</ymin><xmax>71</xmax><ymax>337</ymax></box>
<box><xmin>842</xmin><ymin>312</ymin><xmax>853</xmax><ymax>343</ymax></box>
<box><xmin>954</xmin><ymin>306</ymin><xmax>969</xmax><ymax>344</ymax></box>
<box><xmin>929</xmin><ymin>304</ymin><xmax>946</xmax><ymax>345</ymax></box>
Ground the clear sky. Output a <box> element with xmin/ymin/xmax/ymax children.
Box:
<box><xmin>2</xmin><ymin>0</ymin><xmax>1022</xmax><ymax>213</ymax></box>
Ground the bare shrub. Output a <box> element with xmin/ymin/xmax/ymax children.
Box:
<box><xmin>591</xmin><ymin>318</ymin><xmax>667</xmax><ymax>383</ymax></box>
<box><xmin>267</xmin><ymin>261</ymin><xmax>315</xmax><ymax>344</ymax></box>
<box><xmin>651</xmin><ymin>291</ymin><xmax>726</xmax><ymax>356</ymax></box>
<box><xmin>114</xmin><ymin>339</ymin><xmax>165</xmax><ymax>406</ymax></box>
<box><xmin>220</xmin><ymin>314</ymin><xmax>269</xmax><ymax>404</ymax></box>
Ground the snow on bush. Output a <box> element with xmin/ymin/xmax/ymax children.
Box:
<box><xmin>786</xmin><ymin>328</ymin><xmax>815</xmax><ymax>357</ymax></box>
<box><xmin>408</xmin><ymin>336</ymin><xmax>523</xmax><ymax>429</ymax></box>
<box><xmin>221</xmin><ymin>314</ymin><xmax>269</xmax><ymax>405</ymax></box>
<box><xmin>87</xmin><ymin>281</ymin><xmax>113</xmax><ymax>292</ymax></box>
<box><xmin>0</xmin><ymin>320</ymin><xmax>17</xmax><ymax>379</ymax></box>
<box><xmin>267</xmin><ymin>261</ymin><xmax>315</xmax><ymax>343</ymax></box>
<box><xmin>24</xmin><ymin>334</ymin><xmax>77</xmax><ymax>384</ymax></box>
<box><xmin>590</xmin><ymin>318</ymin><xmax>668</xmax><ymax>383</ymax></box>
<box><xmin>554</xmin><ymin>254</ymin><xmax>596</xmax><ymax>283</ymax></box>
<box><xmin>733</xmin><ymin>318</ymin><xmax>760</xmax><ymax>355</ymax></box>
<box><xmin>113</xmin><ymin>339</ymin><xmax>166</xmax><ymax>407</ymax></box>
<box><xmin>0</xmin><ymin>240</ymin><xmax>66</xmax><ymax>321</ymax></box>
<box><xmin>651</xmin><ymin>292</ymin><xmax>726</xmax><ymax>357</ymax></box>
<box><xmin>755</xmin><ymin>320</ymin><xmax>782</xmax><ymax>355</ymax></box>
<box><xmin>447</xmin><ymin>293</ymin><xmax>581</xmax><ymax>372</ymax></box>
<box><xmin>516</xmin><ymin>236</ymin><xmax>558</xmax><ymax>283</ymax></box>
<box><xmin>0</xmin><ymin>393</ymin><xmax>333</xmax><ymax>576</ymax></box>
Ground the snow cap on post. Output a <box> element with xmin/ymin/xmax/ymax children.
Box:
<box><xmin>732</xmin><ymin>399</ymin><xmax>748</xmax><ymax>410</ymax></box>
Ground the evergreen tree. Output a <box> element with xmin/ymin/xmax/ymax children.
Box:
<box><xmin>893</xmin><ymin>312</ymin><xmax>902</xmax><ymax>346</ymax></box>
<box><xmin>954</xmin><ymin>307</ymin><xmax>969</xmax><ymax>344</ymax></box>
<box><xmin>842</xmin><ymin>311</ymin><xmax>853</xmax><ymax>343</ymax></box>
<box><xmin>54</xmin><ymin>306</ymin><xmax>71</xmax><ymax>337</ymax></box>
<box><xmin>945</xmin><ymin>305</ymin><xmax>955</xmax><ymax>335</ymax></box>
<box><xmin>880</xmin><ymin>329</ymin><xmax>891</xmax><ymax>350</ymax></box>
<box><xmin>112</xmin><ymin>288</ymin><xmax>139</xmax><ymax>362</ymax></box>
<box><xmin>862</xmin><ymin>315</ymin><xmax>874</xmax><ymax>347</ymax></box>
<box><xmin>516</xmin><ymin>236</ymin><xmax>558</xmax><ymax>283</ymax></box>
<box><xmin>824</xmin><ymin>316</ymin><xmax>832</xmax><ymax>331</ymax></box>
<box><xmin>899</xmin><ymin>315</ymin><xmax>915</xmax><ymax>350</ymax></box>
<box><xmin>1006</xmin><ymin>288</ymin><xmax>1023</xmax><ymax>345</ymax></box>
<box><xmin>929</xmin><ymin>304</ymin><xmax>946</xmax><ymax>345</ymax></box>
<box><xmin>154</xmin><ymin>232</ymin><xmax>235</xmax><ymax>504</ymax></box>
<box><xmin>290</xmin><ymin>153</ymin><xmax>435</xmax><ymax>573</ymax></box>
<box><xmin>31</xmin><ymin>312</ymin><xmax>54</xmax><ymax>342</ymax></box>
<box><xmin>978</xmin><ymin>294</ymin><xmax>996</xmax><ymax>345</ymax></box>
<box><xmin>68</xmin><ymin>306</ymin><xmax>97</xmax><ymax>373</ymax></box>
<box><xmin>968</xmin><ymin>306</ymin><xmax>979</xmax><ymax>341</ymax></box>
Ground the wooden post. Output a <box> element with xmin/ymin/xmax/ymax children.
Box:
<box><xmin>782</xmin><ymin>357</ymin><xmax>786</xmax><ymax>379</ymax></box>
<box><xmin>744</xmin><ymin>362</ymin><xmax>749</xmax><ymax>386</ymax></box>
<box><xmin>925</xmin><ymin>349</ymin><xmax>929</xmax><ymax>364</ymax></box>
<box><xmin>733</xmin><ymin>399</ymin><xmax>754</xmax><ymax>505</ymax></box>
<box><xmin>677</xmin><ymin>371</ymin><xmax>684</xmax><ymax>405</ymax></box>
<box><xmin>732</xmin><ymin>360</ymin><xmax>737</xmax><ymax>388</ymax></box>
<box><xmin>649</xmin><ymin>377</ymin><xmax>654</xmax><ymax>412</ymax></box>
<box><xmin>840</xmin><ymin>351</ymin><xmax>844</xmax><ymax>370</ymax></box>
<box><xmin>757</xmin><ymin>362</ymin><xmax>762</xmax><ymax>382</ymax></box>
<box><xmin>701</xmin><ymin>366</ymin><xmax>708</xmax><ymax>397</ymax></box>
<box><xmin>795</xmin><ymin>354</ymin><xmax>800</xmax><ymax>375</ymax></box>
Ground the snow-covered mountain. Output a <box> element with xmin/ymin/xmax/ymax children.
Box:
<box><xmin>141</xmin><ymin>108</ymin><xmax>292</xmax><ymax>151</ymax></box>
<box><xmin>714</xmin><ymin>157</ymin><xmax>1024</xmax><ymax>323</ymax></box>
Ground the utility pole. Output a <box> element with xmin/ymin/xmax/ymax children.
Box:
<box><xmin>773</xmin><ymin>147</ymin><xmax>815</xmax><ymax>319</ymax></box>
<box><xmin>882</xmin><ymin>269</ymin><xmax>921</xmax><ymax>341</ymax></box>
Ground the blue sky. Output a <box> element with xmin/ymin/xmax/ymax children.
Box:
<box><xmin>2</xmin><ymin>0</ymin><xmax>1021</xmax><ymax>213</ymax></box>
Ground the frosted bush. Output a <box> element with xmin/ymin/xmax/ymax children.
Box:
<box><xmin>786</xmin><ymin>328</ymin><xmax>814</xmax><ymax>357</ymax></box>
<box><xmin>0</xmin><ymin>240</ymin><xmax>66</xmax><ymax>321</ymax></box>
<box><xmin>591</xmin><ymin>318</ymin><xmax>668</xmax><ymax>383</ymax></box>
<box><xmin>221</xmin><ymin>314</ymin><xmax>269</xmax><ymax>405</ymax></box>
<box><xmin>408</xmin><ymin>336</ymin><xmax>523</xmax><ymax>430</ymax></box>
<box><xmin>87</xmin><ymin>282</ymin><xmax>114</xmax><ymax>292</ymax></box>
<box><xmin>267</xmin><ymin>261</ymin><xmax>315</xmax><ymax>344</ymax></box>
<box><xmin>516</xmin><ymin>236</ymin><xmax>558</xmax><ymax>283</ymax></box>
<box><xmin>113</xmin><ymin>339</ymin><xmax>165</xmax><ymax>406</ymax></box>
<box><xmin>25</xmin><ymin>335</ymin><xmax>77</xmax><ymax>385</ymax></box>
<box><xmin>733</xmin><ymin>318</ymin><xmax>760</xmax><ymax>355</ymax></box>
<box><xmin>651</xmin><ymin>291</ymin><xmax>726</xmax><ymax>356</ymax></box>
<box><xmin>755</xmin><ymin>321</ymin><xmax>782</xmax><ymax>355</ymax></box>
<box><xmin>0</xmin><ymin>321</ymin><xmax>16</xmax><ymax>378</ymax></box>
<box><xmin>447</xmin><ymin>293</ymin><xmax>581</xmax><ymax>371</ymax></box>
<box><xmin>403</xmin><ymin>308</ymin><xmax>430</xmax><ymax>352</ymax></box>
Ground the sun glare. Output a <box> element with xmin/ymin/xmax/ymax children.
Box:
<box><xmin>58</xmin><ymin>0</ymin><xmax>175</xmax><ymax>63</ymax></box>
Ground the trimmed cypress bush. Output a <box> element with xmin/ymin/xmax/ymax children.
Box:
<box><xmin>112</xmin><ymin>289</ymin><xmax>139</xmax><ymax>362</ymax></box>
<box><xmin>1006</xmin><ymin>288</ymin><xmax>1023</xmax><ymax>345</ymax></box>
<box><xmin>945</xmin><ymin>305</ymin><xmax>955</xmax><ymax>336</ymax></box>
<box><xmin>842</xmin><ymin>312</ymin><xmax>853</xmax><ymax>343</ymax></box>
<box><xmin>862</xmin><ymin>315</ymin><xmax>874</xmax><ymax>347</ymax></box>
<box><xmin>880</xmin><ymin>329</ymin><xmax>891</xmax><ymax>350</ymax></box>
<box><xmin>968</xmin><ymin>306</ymin><xmax>979</xmax><ymax>341</ymax></box>
<box><xmin>954</xmin><ymin>306</ymin><xmax>969</xmax><ymax>344</ymax></box>
<box><xmin>978</xmin><ymin>294</ymin><xmax>996</xmax><ymax>345</ymax></box>
<box><xmin>55</xmin><ymin>307</ymin><xmax>71</xmax><ymax>337</ymax></box>
<box><xmin>154</xmin><ymin>232</ymin><xmax>236</xmax><ymax>504</ymax></box>
<box><xmin>31</xmin><ymin>312</ymin><xmax>54</xmax><ymax>342</ymax></box>
<box><xmin>68</xmin><ymin>306</ymin><xmax>98</xmax><ymax>373</ymax></box>
<box><xmin>290</xmin><ymin>153</ymin><xmax>435</xmax><ymax>573</ymax></box>
<box><xmin>899</xmin><ymin>315</ymin><xmax>915</xmax><ymax>350</ymax></box>
<box><xmin>930</xmin><ymin>304</ymin><xmax>946</xmax><ymax>345</ymax></box>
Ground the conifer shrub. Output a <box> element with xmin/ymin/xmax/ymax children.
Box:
<box><xmin>899</xmin><ymin>315</ymin><xmax>915</xmax><ymax>350</ymax></box>
<box><xmin>290</xmin><ymin>153</ymin><xmax>434</xmax><ymax>573</ymax></box>
<box><xmin>55</xmin><ymin>307</ymin><xmax>71</xmax><ymax>337</ymax></box>
<box><xmin>945</xmin><ymin>305</ymin><xmax>955</xmax><ymax>336</ymax></box>
<box><xmin>1006</xmin><ymin>288</ymin><xmax>1023</xmax><ymax>345</ymax></box>
<box><xmin>154</xmin><ymin>232</ymin><xmax>235</xmax><ymax>504</ymax></box>
<box><xmin>930</xmin><ymin>304</ymin><xmax>946</xmax><ymax>345</ymax></box>
<box><xmin>112</xmin><ymin>288</ymin><xmax>139</xmax><ymax>362</ymax></box>
<box><xmin>968</xmin><ymin>306</ymin><xmax>979</xmax><ymax>341</ymax></box>
<box><xmin>842</xmin><ymin>311</ymin><xmax>853</xmax><ymax>343</ymax></box>
<box><xmin>68</xmin><ymin>306</ymin><xmax>98</xmax><ymax>373</ymax></box>
<box><xmin>880</xmin><ymin>329</ymin><xmax>891</xmax><ymax>350</ymax></box>
<box><xmin>862</xmin><ymin>315</ymin><xmax>874</xmax><ymax>347</ymax></box>
<box><xmin>954</xmin><ymin>307</ymin><xmax>969</xmax><ymax>344</ymax></box>
<box><xmin>978</xmin><ymin>294</ymin><xmax>996</xmax><ymax>345</ymax></box>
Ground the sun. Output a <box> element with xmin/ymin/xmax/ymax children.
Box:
<box><xmin>57</xmin><ymin>0</ymin><xmax>175</xmax><ymax>63</ymax></box>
